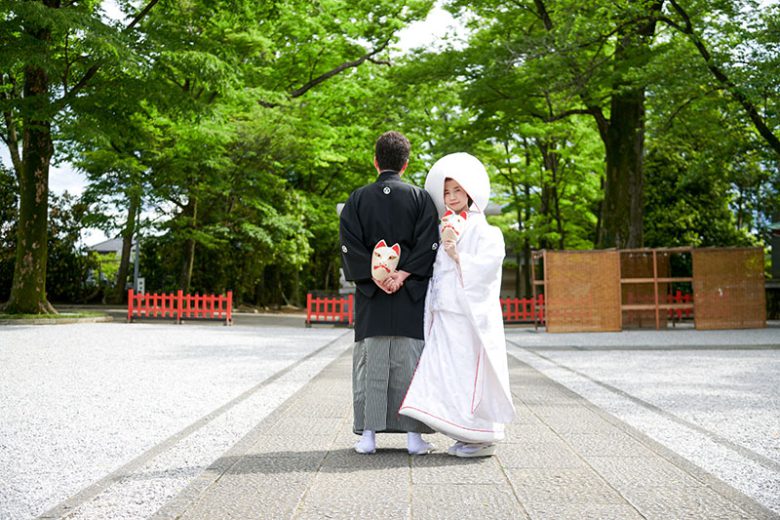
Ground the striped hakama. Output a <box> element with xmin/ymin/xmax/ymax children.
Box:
<box><xmin>352</xmin><ymin>336</ymin><xmax>434</xmax><ymax>434</ymax></box>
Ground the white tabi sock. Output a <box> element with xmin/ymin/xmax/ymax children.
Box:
<box><xmin>407</xmin><ymin>432</ymin><xmax>434</xmax><ymax>455</ymax></box>
<box><xmin>354</xmin><ymin>430</ymin><xmax>376</xmax><ymax>454</ymax></box>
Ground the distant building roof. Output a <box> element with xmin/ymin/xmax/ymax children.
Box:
<box><xmin>87</xmin><ymin>238</ymin><xmax>135</xmax><ymax>254</ymax></box>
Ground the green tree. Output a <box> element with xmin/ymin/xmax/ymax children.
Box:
<box><xmin>0</xmin><ymin>0</ymin><xmax>159</xmax><ymax>313</ymax></box>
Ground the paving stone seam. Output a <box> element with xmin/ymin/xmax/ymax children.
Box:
<box><xmin>493</xmin><ymin>435</ymin><xmax>535</xmax><ymax>520</ymax></box>
<box><xmin>405</xmin><ymin>450</ymin><xmax>413</xmax><ymax>520</ymax></box>
<box><xmin>288</xmin><ymin>414</ymin><xmax>352</xmax><ymax>520</ymax></box>
<box><xmin>507</xmin><ymin>341</ymin><xmax>779</xmax><ymax>520</ymax></box>
<box><xmin>37</xmin><ymin>330</ymin><xmax>352</xmax><ymax>520</ymax></box>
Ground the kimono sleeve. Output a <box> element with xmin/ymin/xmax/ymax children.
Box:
<box><xmin>397</xmin><ymin>192</ymin><xmax>439</xmax><ymax>278</ymax></box>
<box><xmin>458</xmin><ymin>226</ymin><xmax>515</xmax><ymax>423</ymax></box>
<box><xmin>339</xmin><ymin>193</ymin><xmax>372</xmax><ymax>282</ymax></box>
<box><xmin>458</xmin><ymin>226</ymin><xmax>503</xmax><ymax>294</ymax></box>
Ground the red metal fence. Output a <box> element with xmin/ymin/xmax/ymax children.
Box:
<box><xmin>305</xmin><ymin>293</ymin><xmax>543</xmax><ymax>327</ymax></box>
<box><xmin>128</xmin><ymin>289</ymin><xmax>233</xmax><ymax>325</ymax></box>
<box><xmin>501</xmin><ymin>295</ymin><xmax>545</xmax><ymax>324</ymax></box>
<box><xmin>306</xmin><ymin>293</ymin><xmax>354</xmax><ymax>327</ymax></box>
<box><xmin>667</xmin><ymin>290</ymin><xmax>693</xmax><ymax>321</ymax></box>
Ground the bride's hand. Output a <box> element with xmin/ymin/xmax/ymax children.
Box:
<box><xmin>443</xmin><ymin>240</ymin><xmax>459</xmax><ymax>263</ymax></box>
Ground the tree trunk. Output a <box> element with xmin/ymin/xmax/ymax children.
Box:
<box><xmin>537</xmin><ymin>139</ymin><xmax>562</xmax><ymax>249</ymax></box>
<box><xmin>110</xmin><ymin>190</ymin><xmax>140</xmax><ymax>303</ymax></box>
<box><xmin>521</xmin><ymin>185</ymin><xmax>533</xmax><ymax>297</ymax></box>
<box><xmin>530</xmin><ymin>0</ymin><xmax>659</xmax><ymax>250</ymax></box>
<box><xmin>179</xmin><ymin>196</ymin><xmax>197</xmax><ymax>292</ymax></box>
<box><xmin>5</xmin><ymin>63</ymin><xmax>56</xmax><ymax>314</ymax></box>
<box><xmin>598</xmin><ymin>5</ymin><xmax>660</xmax><ymax>249</ymax></box>
<box><xmin>600</xmin><ymin>85</ymin><xmax>645</xmax><ymax>248</ymax></box>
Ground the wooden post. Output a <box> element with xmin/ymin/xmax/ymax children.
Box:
<box><xmin>127</xmin><ymin>289</ymin><xmax>134</xmax><ymax>323</ymax></box>
<box><xmin>653</xmin><ymin>249</ymin><xmax>660</xmax><ymax>330</ymax></box>
<box><xmin>226</xmin><ymin>291</ymin><xmax>233</xmax><ymax>326</ymax></box>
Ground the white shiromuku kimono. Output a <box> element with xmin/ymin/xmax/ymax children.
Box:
<box><xmin>399</xmin><ymin>211</ymin><xmax>515</xmax><ymax>443</ymax></box>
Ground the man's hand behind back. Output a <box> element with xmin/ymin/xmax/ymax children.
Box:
<box><xmin>374</xmin><ymin>270</ymin><xmax>410</xmax><ymax>294</ymax></box>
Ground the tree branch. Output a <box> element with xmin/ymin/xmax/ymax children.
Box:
<box><xmin>529</xmin><ymin>108</ymin><xmax>595</xmax><ymax>122</ymax></box>
<box><xmin>531</xmin><ymin>0</ymin><xmax>610</xmax><ymax>141</ymax></box>
<box><xmin>125</xmin><ymin>0</ymin><xmax>160</xmax><ymax>32</ymax></box>
<box><xmin>532</xmin><ymin>0</ymin><xmax>553</xmax><ymax>30</ymax></box>
<box><xmin>660</xmin><ymin>0</ymin><xmax>780</xmax><ymax>155</ymax></box>
<box><xmin>290</xmin><ymin>39</ymin><xmax>391</xmax><ymax>98</ymax></box>
<box><xmin>59</xmin><ymin>0</ymin><xmax>160</xmax><ymax>106</ymax></box>
<box><xmin>661</xmin><ymin>86</ymin><xmax>724</xmax><ymax>130</ymax></box>
<box><xmin>507</xmin><ymin>0</ymin><xmax>545</xmax><ymax>23</ymax></box>
<box><xmin>0</xmin><ymin>75</ymin><xmax>23</xmax><ymax>178</ymax></box>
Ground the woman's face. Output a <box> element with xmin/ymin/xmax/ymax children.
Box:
<box><xmin>444</xmin><ymin>178</ymin><xmax>469</xmax><ymax>213</ymax></box>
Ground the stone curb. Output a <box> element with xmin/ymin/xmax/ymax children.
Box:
<box><xmin>0</xmin><ymin>315</ymin><xmax>113</xmax><ymax>326</ymax></box>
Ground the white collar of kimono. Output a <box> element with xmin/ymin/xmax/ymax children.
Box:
<box><xmin>424</xmin><ymin>152</ymin><xmax>491</xmax><ymax>218</ymax></box>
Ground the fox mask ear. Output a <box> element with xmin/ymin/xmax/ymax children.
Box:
<box><xmin>391</xmin><ymin>243</ymin><xmax>400</xmax><ymax>255</ymax></box>
<box><xmin>375</xmin><ymin>239</ymin><xmax>387</xmax><ymax>249</ymax></box>
<box><xmin>442</xmin><ymin>209</ymin><xmax>453</xmax><ymax>218</ymax></box>
<box><xmin>459</xmin><ymin>211</ymin><xmax>468</xmax><ymax>220</ymax></box>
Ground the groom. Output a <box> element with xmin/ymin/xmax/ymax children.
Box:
<box><xmin>339</xmin><ymin>131</ymin><xmax>439</xmax><ymax>455</ymax></box>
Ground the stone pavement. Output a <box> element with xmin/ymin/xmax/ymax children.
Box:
<box><xmin>149</xmin><ymin>350</ymin><xmax>777</xmax><ymax>520</ymax></box>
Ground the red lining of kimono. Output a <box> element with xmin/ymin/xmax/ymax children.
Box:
<box><xmin>470</xmin><ymin>349</ymin><xmax>481</xmax><ymax>414</ymax></box>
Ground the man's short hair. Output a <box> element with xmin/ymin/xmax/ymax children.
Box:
<box><xmin>375</xmin><ymin>131</ymin><xmax>410</xmax><ymax>172</ymax></box>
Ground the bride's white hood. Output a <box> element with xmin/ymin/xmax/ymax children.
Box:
<box><xmin>424</xmin><ymin>152</ymin><xmax>490</xmax><ymax>217</ymax></box>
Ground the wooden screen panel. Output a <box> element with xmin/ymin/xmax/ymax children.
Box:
<box><xmin>692</xmin><ymin>248</ymin><xmax>765</xmax><ymax>330</ymax></box>
<box><xmin>545</xmin><ymin>251</ymin><xmax>621</xmax><ymax>332</ymax></box>
<box><xmin>620</xmin><ymin>251</ymin><xmax>670</xmax><ymax>329</ymax></box>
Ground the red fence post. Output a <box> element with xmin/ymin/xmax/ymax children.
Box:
<box><xmin>139</xmin><ymin>291</ymin><xmax>146</xmax><ymax>318</ymax></box>
<box><xmin>226</xmin><ymin>291</ymin><xmax>233</xmax><ymax>326</ymax></box>
<box><xmin>127</xmin><ymin>289</ymin><xmax>134</xmax><ymax>322</ymax></box>
<box><xmin>348</xmin><ymin>294</ymin><xmax>354</xmax><ymax>327</ymax></box>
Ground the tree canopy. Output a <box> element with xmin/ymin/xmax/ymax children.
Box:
<box><xmin>1</xmin><ymin>0</ymin><xmax>777</xmax><ymax>310</ymax></box>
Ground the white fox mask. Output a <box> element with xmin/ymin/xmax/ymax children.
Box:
<box><xmin>371</xmin><ymin>240</ymin><xmax>401</xmax><ymax>282</ymax></box>
<box><xmin>440</xmin><ymin>209</ymin><xmax>468</xmax><ymax>242</ymax></box>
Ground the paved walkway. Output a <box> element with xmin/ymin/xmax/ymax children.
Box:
<box><xmin>2</xmin><ymin>323</ymin><xmax>778</xmax><ymax>519</ymax></box>
<box><xmin>136</xmin><ymin>348</ymin><xmax>776</xmax><ymax>519</ymax></box>
<box><xmin>125</xmin><ymin>346</ymin><xmax>773</xmax><ymax>520</ymax></box>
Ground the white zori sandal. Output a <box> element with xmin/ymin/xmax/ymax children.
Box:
<box><xmin>453</xmin><ymin>443</ymin><xmax>497</xmax><ymax>458</ymax></box>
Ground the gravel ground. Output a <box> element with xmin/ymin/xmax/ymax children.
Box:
<box><xmin>0</xmin><ymin>323</ymin><xmax>348</xmax><ymax>520</ymax></box>
<box><xmin>507</xmin><ymin>324</ymin><xmax>780</xmax><ymax>349</ymax></box>
<box><xmin>505</xmin><ymin>331</ymin><xmax>780</xmax><ymax>516</ymax></box>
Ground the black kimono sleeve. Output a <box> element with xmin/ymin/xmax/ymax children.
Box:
<box><xmin>339</xmin><ymin>193</ymin><xmax>378</xmax><ymax>299</ymax></box>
